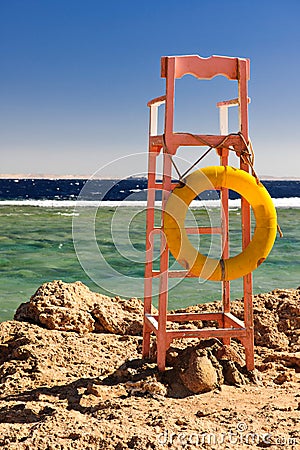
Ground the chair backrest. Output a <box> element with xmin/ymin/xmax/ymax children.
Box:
<box><xmin>161</xmin><ymin>54</ymin><xmax>250</xmax><ymax>141</ymax></box>
<box><xmin>161</xmin><ymin>54</ymin><xmax>250</xmax><ymax>81</ymax></box>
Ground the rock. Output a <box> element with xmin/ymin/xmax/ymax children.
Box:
<box><xmin>85</xmin><ymin>383</ymin><xmax>127</xmax><ymax>399</ymax></box>
<box><xmin>14</xmin><ymin>280</ymin><xmax>97</xmax><ymax>333</ymax></box>
<box><xmin>12</xmin><ymin>302</ymin><xmax>32</xmax><ymax>322</ymax></box>
<box><xmin>125</xmin><ymin>435</ymin><xmax>154</xmax><ymax>450</ymax></box>
<box><xmin>125</xmin><ymin>376</ymin><xmax>168</xmax><ymax>397</ymax></box>
<box><xmin>221</xmin><ymin>361</ymin><xmax>249</xmax><ymax>386</ymax></box>
<box><xmin>175</xmin><ymin>345</ymin><xmax>220</xmax><ymax>394</ymax></box>
<box><xmin>254</xmin><ymin>316</ymin><xmax>289</xmax><ymax>350</ymax></box>
<box><xmin>273</xmin><ymin>371</ymin><xmax>294</xmax><ymax>385</ymax></box>
<box><xmin>214</xmin><ymin>344</ymin><xmax>244</xmax><ymax>366</ymax></box>
<box><xmin>262</xmin><ymin>352</ymin><xmax>300</xmax><ymax>369</ymax></box>
<box><xmin>277</xmin><ymin>298</ymin><xmax>300</xmax><ymax>319</ymax></box>
<box><xmin>14</xmin><ymin>280</ymin><xmax>146</xmax><ymax>335</ymax></box>
<box><xmin>92</xmin><ymin>296</ymin><xmax>144</xmax><ymax>336</ymax></box>
<box><xmin>171</xmin><ymin>341</ymin><xmax>254</xmax><ymax>393</ymax></box>
<box><xmin>0</xmin><ymin>345</ymin><xmax>10</xmax><ymax>365</ymax></box>
<box><xmin>188</xmin><ymin>288</ymin><xmax>300</xmax><ymax>352</ymax></box>
<box><xmin>1</xmin><ymin>288</ymin><xmax>300</xmax><ymax>448</ymax></box>
<box><xmin>39</xmin><ymin>307</ymin><xmax>95</xmax><ymax>334</ymax></box>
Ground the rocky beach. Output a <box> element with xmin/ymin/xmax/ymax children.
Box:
<box><xmin>0</xmin><ymin>281</ymin><xmax>299</xmax><ymax>449</ymax></box>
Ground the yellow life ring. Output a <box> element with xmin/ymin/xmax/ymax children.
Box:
<box><xmin>163</xmin><ymin>166</ymin><xmax>277</xmax><ymax>281</ymax></box>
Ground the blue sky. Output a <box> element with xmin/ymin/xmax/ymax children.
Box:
<box><xmin>0</xmin><ymin>0</ymin><xmax>299</xmax><ymax>178</ymax></box>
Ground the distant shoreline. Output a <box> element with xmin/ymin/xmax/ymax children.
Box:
<box><xmin>0</xmin><ymin>174</ymin><xmax>134</xmax><ymax>180</ymax></box>
<box><xmin>0</xmin><ymin>173</ymin><xmax>299</xmax><ymax>181</ymax></box>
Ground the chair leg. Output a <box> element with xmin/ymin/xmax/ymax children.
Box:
<box><xmin>157</xmin><ymin>335</ymin><xmax>167</xmax><ymax>371</ymax></box>
<box><xmin>142</xmin><ymin>326</ymin><xmax>151</xmax><ymax>358</ymax></box>
<box><xmin>244</xmin><ymin>332</ymin><xmax>255</xmax><ymax>371</ymax></box>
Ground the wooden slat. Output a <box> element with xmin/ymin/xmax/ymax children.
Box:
<box><xmin>144</xmin><ymin>314</ymin><xmax>158</xmax><ymax>332</ymax></box>
<box><xmin>166</xmin><ymin>312</ymin><xmax>223</xmax><ymax>322</ymax></box>
<box><xmin>167</xmin><ymin>328</ymin><xmax>247</xmax><ymax>340</ymax></box>
<box><xmin>224</xmin><ymin>312</ymin><xmax>245</xmax><ymax>329</ymax></box>
<box><xmin>147</xmin><ymin>95</ymin><xmax>166</xmax><ymax>107</ymax></box>
<box><xmin>149</xmin><ymin>133</ymin><xmax>247</xmax><ymax>152</ymax></box>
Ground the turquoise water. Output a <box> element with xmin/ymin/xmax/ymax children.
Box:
<box><xmin>0</xmin><ymin>205</ymin><xmax>299</xmax><ymax>322</ymax></box>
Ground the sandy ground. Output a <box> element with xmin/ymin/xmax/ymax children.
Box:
<box><xmin>0</xmin><ymin>282</ymin><xmax>299</xmax><ymax>449</ymax></box>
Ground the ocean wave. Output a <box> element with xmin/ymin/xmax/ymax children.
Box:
<box><xmin>0</xmin><ymin>197</ymin><xmax>300</xmax><ymax>208</ymax></box>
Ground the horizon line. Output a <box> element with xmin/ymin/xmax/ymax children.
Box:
<box><xmin>0</xmin><ymin>173</ymin><xmax>299</xmax><ymax>181</ymax></box>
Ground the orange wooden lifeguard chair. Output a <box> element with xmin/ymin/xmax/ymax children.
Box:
<box><xmin>142</xmin><ymin>54</ymin><xmax>274</xmax><ymax>372</ymax></box>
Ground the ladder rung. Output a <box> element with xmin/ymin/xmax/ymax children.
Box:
<box><xmin>152</xmin><ymin>270</ymin><xmax>196</xmax><ymax>278</ymax></box>
<box><xmin>148</xmin><ymin>226</ymin><xmax>221</xmax><ymax>235</ymax></box>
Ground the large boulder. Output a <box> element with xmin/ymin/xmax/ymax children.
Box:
<box><xmin>14</xmin><ymin>280</ymin><xmax>145</xmax><ymax>335</ymax></box>
<box><xmin>14</xmin><ymin>281</ymin><xmax>96</xmax><ymax>333</ymax></box>
<box><xmin>174</xmin><ymin>345</ymin><xmax>221</xmax><ymax>394</ymax></box>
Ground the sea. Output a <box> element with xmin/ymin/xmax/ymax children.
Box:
<box><xmin>0</xmin><ymin>177</ymin><xmax>299</xmax><ymax>322</ymax></box>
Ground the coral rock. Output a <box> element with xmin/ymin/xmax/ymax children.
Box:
<box><xmin>92</xmin><ymin>296</ymin><xmax>144</xmax><ymax>336</ymax></box>
<box><xmin>14</xmin><ymin>280</ymin><xmax>97</xmax><ymax>333</ymax></box>
<box><xmin>14</xmin><ymin>280</ymin><xmax>145</xmax><ymax>335</ymax></box>
<box><xmin>175</xmin><ymin>346</ymin><xmax>220</xmax><ymax>394</ymax></box>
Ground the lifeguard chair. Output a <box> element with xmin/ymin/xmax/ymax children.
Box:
<box><xmin>142</xmin><ymin>55</ymin><xmax>277</xmax><ymax>371</ymax></box>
